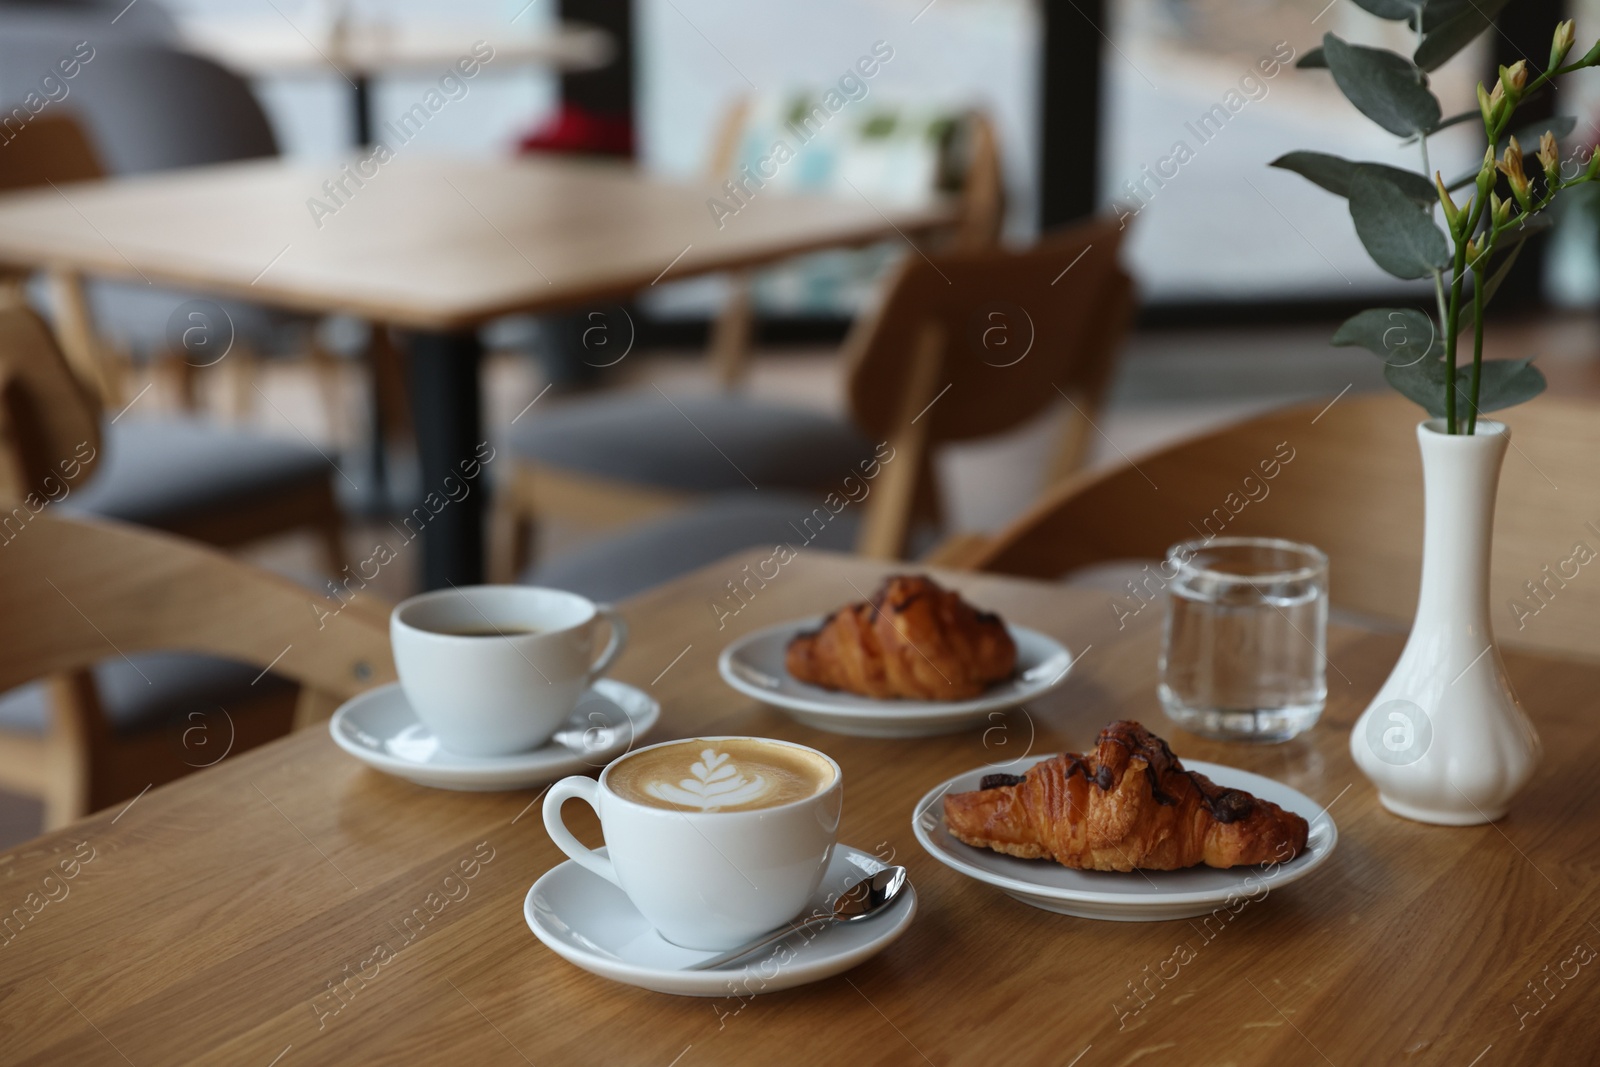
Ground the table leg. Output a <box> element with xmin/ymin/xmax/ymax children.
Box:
<box><xmin>405</xmin><ymin>329</ymin><xmax>484</xmax><ymax>589</ymax></box>
<box><xmin>353</xmin><ymin>74</ymin><xmax>373</xmax><ymax>146</ymax></box>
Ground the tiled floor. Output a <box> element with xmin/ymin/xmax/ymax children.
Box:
<box><xmin>3</xmin><ymin>312</ymin><xmax>1594</xmax><ymax>848</ymax></box>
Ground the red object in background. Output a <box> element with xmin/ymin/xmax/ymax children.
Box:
<box><xmin>517</xmin><ymin>103</ymin><xmax>634</xmax><ymax>158</ymax></box>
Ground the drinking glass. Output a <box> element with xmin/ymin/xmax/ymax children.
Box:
<box><xmin>1158</xmin><ymin>537</ymin><xmax>1328</xmax><ymax>742</ymax></box>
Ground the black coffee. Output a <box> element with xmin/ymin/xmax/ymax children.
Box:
<box><xmin>427</xmin><ymin>624</ymin><xmax>543</xmax><ymax>637</ymax></box>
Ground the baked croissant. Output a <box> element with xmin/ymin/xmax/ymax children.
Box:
<box><xmin>943</xmin><ymin>721</ymin><xmax>1309</xmax><ymax>870</ymax></box>
<box><xmin>785</xmin><ymin>575</ymin><xmax>1017</xmax><ymax>701</ymax></box>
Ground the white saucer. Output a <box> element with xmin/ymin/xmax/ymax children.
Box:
<box><xmin>328</xmin><ymin>680</ymin><xmax>659</xmax><ymax>791</ymax></box>
<box><xmin>717</xmin><ymin>618</ymin><xmax>1074</xmax><ymax>737</ymax></box>
<box><xmin>524</xmin><ymin>844</ymin><xmax>917</xmax><ymax>996</ymax></box>
<box><xmin>912</xmin><ymin>757</ymin><xmax>1337</xmax><ymax>921</ymax></box>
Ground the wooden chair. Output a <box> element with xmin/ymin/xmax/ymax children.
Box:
<box><xmin>703</xmin><ymin>104</ymin><xmax>1006</xmax><ymax>387</ymax></box>
<box><xmin>0</xmin><ymin>514</ymin><xmax>392</xmax><ymax>829</ymax></box>
<box><xmin>522</xmin><ymin>217</ymin><xmax>1136</xmax><ymax>602</ymax></box>
<box><xmin>0</xmin><ymin>279</ymin><xmax>349</xmax><ymax>572</ymax></box>
<box><xmin>0</xmin><ymin>295</ymin><xmax>365</xmax><ymax>829</ymax></box>
<box><xmin>967</xmin><ymin>390</ymin><xmax>1600</xmax><ymax>664</ymax></box>
<box><xmin>489</xmin><ymin>107</ymin><xmax>1010</xmax><ymax>580</ymax></box>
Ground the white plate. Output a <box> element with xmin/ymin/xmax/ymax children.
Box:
<box><xmin>524</xmin><ymin>844</ymin><xmax>917</xmax><ymax>997</ymax></box>
<box><xmin>717</xmin><ymin>618</ymin><xmax>1074</xmax><ymax>737</ymax></box>
<box><xmin>912</xmin><ymin>757</ymin><xmax>1337</xmax><ymax>921</ymax></box>
<box><xmin>328</xmin><ymin>680</ymin><xmax>659</xmax><ymax>791</ymax></box>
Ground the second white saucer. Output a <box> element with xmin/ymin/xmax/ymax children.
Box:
<box><xmin>525</xmin><ymin>843</ymin><xmax>917</xmax><ymax>996</ymax></box>
<box><xmin>718</xmin><ymin>617</ymin><xmax>1075</xmax><ymax>737</ymax></box>
<box><xmin>328</xmin><ymin>679</ymin><xmax>659</xmax><ymax>791</ymax></box>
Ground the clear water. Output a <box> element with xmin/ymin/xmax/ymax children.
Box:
<box><xmin>1158</xmin><ymin>568</ymin><xmax>1327</xmax><ymax>743</ymax></box>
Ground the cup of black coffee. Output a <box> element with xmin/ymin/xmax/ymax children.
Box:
<box><xmin>391</xmin><ymin>586</ymin><xmax>626</xmax><ymax>756</ymax></box>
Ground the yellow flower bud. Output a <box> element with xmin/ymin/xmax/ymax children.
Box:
<box><xmin>1497</xmin><ymin>135</ymin><xmax>1536</xmax><ymax>206</ymax></box>
<box><xmin>1539</xmin><ymin>130</ymin><xmax>1560</xmax><ymax>178</ymax></box>
<box><xmin>1503</xmin><ymin>60</ymin><xmax>1528</xmax><ymax>92</ymax></box>
<box><xmin>1552</xmin><ymin>20</ymin><xmax>1576</xmax><ymax>68</ymax></box>
<box><xmin>1434</xmin><ymin>171</ymin><xmax>1461</xmax><ymax>232</ymax></box>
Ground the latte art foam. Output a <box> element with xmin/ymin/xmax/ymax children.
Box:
<box><xmin>609</xmin><ymin>738</ymin><xmax>834</xmax><ymax>813</ymax></box>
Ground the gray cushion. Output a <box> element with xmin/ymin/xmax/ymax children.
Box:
<box><xmin>84</xmin><ymin>280</ymin><xmax>307</xmax><ymax>360</ymax></box>
<box><xmin>524</xmin><ymin>492</ymin><xmax>938</xmax><ymax>603</ymax></box>
<box><xmin>0</xmin><ymin>652</ymin><xmax>295</xmax><ymax>738</ymax></box>
<box><xmin>61</xmin><ymin>416</ymin><xmax>332</xmax><ymax>526</ymax></box>
<box><xmin>526</xmin><ymin>493</ymin><xmax>861</xmax><ymax>602</ymax></box>
<box><xmin>509</xmin><ymin>392</ymin><xmax>877</xmax><ymax>493</ymax></box>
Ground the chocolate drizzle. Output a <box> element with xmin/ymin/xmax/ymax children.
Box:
<box><xmin>974</xmin><ymin>721</ymin><xmax>1257</xmax><ymax>824</ymax></box>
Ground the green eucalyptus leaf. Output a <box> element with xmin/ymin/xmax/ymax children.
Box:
<box><xmin>1466</xmin><ymin>358</ymin><xmax>1546</xmax><ymax>414</ymax></box>
<box><xmin>1271</xmin><ymin>152</ymin><xmax>1436</xmax><ymax>205</ymax></box>
<box><xmin>1298</xmin><ymin>47</ymin><xmax>1326</xmax><ymax>69</ymax></box>
<box><xmin>1384</xmin><ymin>355</ymin><xmax>1546</xmax><ymax>417</ymax></box>
<box><xmin>1332</xmin><ymin>308</ymin><xmax>1442</xmax><ymax>364</ymax></box>
<box><xmin>1323</xmin><ymin>34</ymin><xmax>1441</xmax><ymax>136</ymax></box>
<box><xmin>1385</xmin><ymin>359</ymin><xmax>1448</xmax><ymax>416</ymax></box>
<box><xmin>1351</xmin><ymin>0</ymin><xmax>1423</xmax><ymax>19</ymax></box>
<box><xmin>1415</xmin><ymin>0</ymin><xmax>1512</xmax><ymax>71</ymax></box>
<box><xmin>1419</xmin><ymin>0</ymin><xmax>1472</xmax><ymax>32</ymax></box>
<box><xmin>1348</xmin><ymin>168</ymin><xmax>1451</xmax><ymax>279</ymax></box>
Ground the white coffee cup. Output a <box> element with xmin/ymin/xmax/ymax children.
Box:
<box><xmin>543</xmin><ymin>736</ymin><xmax>842</xmax><ymax>950</ymax></box>
<box><xmin>391</xmin><ymin>585</ymin><xmax>626</xmax><ymax>757</ymax></box>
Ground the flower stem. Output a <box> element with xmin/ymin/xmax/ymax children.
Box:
<box><xmin>1444</xmin><ymin>246</ymin><xmax>1466</xmax><ymax>434</ymax></box>
<box><xmin>1468</xmin><ymin>265</ymin><xmax>1485</xmax><ymax>434</ymax></box>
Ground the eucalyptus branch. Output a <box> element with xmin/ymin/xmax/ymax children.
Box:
<box><xmin>1280</xmin><ymin>13</ymin><xmax>1600</xmax><ymax>425</ymax></box>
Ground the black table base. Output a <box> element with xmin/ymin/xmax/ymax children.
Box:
<box><xmin>404</xmin><ymin>329</ymin><xmax>485</xmax><ymax>590</ymax></box>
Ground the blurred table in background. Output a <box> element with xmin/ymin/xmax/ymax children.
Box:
<box><xmin>0</xmin><ymin>156</ymin><xmax>957</xmax><ymax>588</ymax></box>
<box><xmin>176</xmin><ymin>17</ymin><xmax>614</xmax><ymax>145</ymax></box>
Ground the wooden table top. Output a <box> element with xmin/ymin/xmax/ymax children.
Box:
<box><xmin>3</xmin><ymin>549</ymin><xmax>1595</xmax><ymax>1065</ymax></box>
<box><xmin>0</xmin><ymin>156</ymin><xmax>955</xmax><ymax>330</ymax></box>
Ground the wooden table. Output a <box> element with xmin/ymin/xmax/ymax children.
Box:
<box><xmin>2</xmin><ymin>550</ymin><xmax>1594</xmax><ymax>1065</ymax></box>
<box><xmin>0</xmin><ymin>158</ymin><xmax>955</xmax><ymax>587</ymax></box>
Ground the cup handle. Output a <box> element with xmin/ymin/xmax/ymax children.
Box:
<box><xmin>585</xmin><ymin>605</ymin><xmax>628</xmax><ymax>686</ymax></box>
<box><xmin>542</xmin><ymin>776</ymin><xmax>621</xmax><ymax>888</ymax></box>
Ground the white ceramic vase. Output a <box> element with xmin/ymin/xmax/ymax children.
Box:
<box><xmin>1349</xmin><ymin>417</ymin><xmax>1540</xmax><ymax>825</ymax></box>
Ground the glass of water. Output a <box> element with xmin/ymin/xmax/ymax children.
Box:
<box><xmin>1158</xmin><ymin>537</ymin><xmax>1328</xmax><ymax>743</ymax></box>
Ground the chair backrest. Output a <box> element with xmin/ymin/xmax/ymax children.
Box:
<box><xmin>845</xmin><ymin>215</ymin><xmax>1132</xmax><ymax>445</ymax></box>
<box><xmin>0</xmin><ymin>112</ymin><xmax>105</xmax><ymax>192</ymax></box>
<box><xmin>840</xmin><ymin>216</ymin><xmax>1134</xmax><ymax>557</ymax></box>
<box><xmin>946</xmin><ymin>111</ymin><xmax>1003</xmax><ymax>251</ymax></box>
<box><xmin>0</xmin><ymin>291</ymin><xmax>102</xmax><ymax>503</ymax></box>
<box><xmin>0</xmin><ymin>514</ymin><xmax>392</xmax><ymax>701</ymax></box>
<box><xmin>972</xmin><ymin>390</ymin><xmax>1600</xmax><ymax>663</ymax></box>
<box><xmin>706</xmin><ymin>97</ymin><xmax>1004</xmax><ymax>248</ymax></box>
<box><xmin>6</xmin><ymin>42</ymin><xmax>278</xmax><ymax>175</ymax></box>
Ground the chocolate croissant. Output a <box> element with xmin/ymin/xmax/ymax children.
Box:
<box><xmin>785</xmin><ymin>575</ymin><xmax>1017</xmax><ymax>701</ymax></box>
<box><xmin>943</xmin><ymin>721</ymin><xmax>1309</xmax><ymax>870</ymax></box>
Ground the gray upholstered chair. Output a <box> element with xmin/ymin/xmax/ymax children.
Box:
<box><xmin>522</xmin><ymin>217</ymin><xmax>1138</xmax><ymax>601</ymax></box>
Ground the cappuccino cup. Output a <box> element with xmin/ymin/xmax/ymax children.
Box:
<box><xmin>391</xmin><ymin>585</ymin><xmax>626</xmax><ymax>757</ymax></box>
<box><xmin>543</xmin><ymin>736</ymin><xmax>842</xmax><ymax>950</ymax></box>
